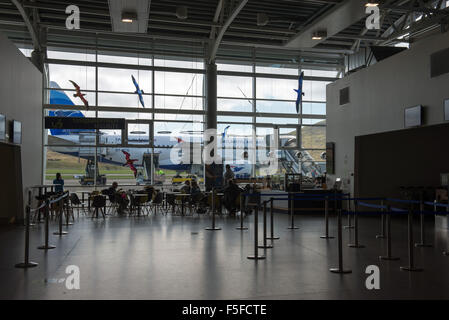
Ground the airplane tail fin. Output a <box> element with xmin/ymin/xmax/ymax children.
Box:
<box><xmin>49</xmin><ymin>81</ymin><xmax>86</xmax><ymax>136</ymax></box>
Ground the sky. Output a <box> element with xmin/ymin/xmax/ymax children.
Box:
<box><xmin>21</xmin><ymin>47</ymin><xmax>330</xmax><ymax>137</ymax></box>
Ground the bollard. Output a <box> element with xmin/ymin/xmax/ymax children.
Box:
<box><xmin>330</xmin><ymin>208</ymin><xmax>351</xmax><ymax>274</ymax></box>
<box><xmin>415</xmin><ymin>199</ymin><xmax>432</xmax><ymax>247</ymax></box>
<box><xmin>15</xmin><ymin>206</ymin><xmax>38</xmax><ymax>268</ymax></box>
<box><xmin>376</xmin><ymin>200</ymin><xmax>386</xmax><ymax>239</ymax></box>
<box><xmin>400</xmin><ymin>207</ymin><xmax>423</xmax><ymax>272</ymax></box>
<box><xmin>247</xmin><ymin>206</ymin><xmax>266</xmax><ymax>260</ymax></box>
<box><xmin>266</xmin><ymin>198</ymin><xmax>280</xmax><ymax>240</ymax></box>
<box><xmin>287</xmin><ymin>193</ymin><xmax>299</xmax><ymax>230</ymax></box>
<box><xmin>258</xmin><ymin>201</ymin><xmax>273</xmax><ymax>249</ymax></box>
<box><xmin>54</xmin><ymin>198</ymin><xmax>68</xmax><ymax>236</ymax></box>
<box><xmin>38</xmin><ymin>200</ymin><xmax>56</xmax><ymax>250</ymax></box>
<box><xmin>379</xmin><ymin>205</ymin><xmax>399</xmax><ymax>261</ymax></box>
<box><xmin>348</xmin><ymin>202</ymin><xmax>364</xmax><ymax>248</ymax></box>
<box><xmin>206</xmin><ymin>188</ymin><xmax>221</xmax><ymax>231</ymax></box>
<box><xmin>236</xmin><ymin>194</ymin><xmax>248</xmax><ymax>230</ymax></box>
<box><xmin>320</xmin><ymin>196</ymin><xmax>334</xmax><ymax>239</ymax></box>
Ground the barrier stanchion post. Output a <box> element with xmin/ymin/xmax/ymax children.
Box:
<box><xmin>236</xmin><ymin>193</ymin><xmax>248</xmax><ymax>230</ymax></box>
<box><xmin>441</xmin><ymin>200</ymin><xmax>449</xmax><ymax>256</ymax></box>
<box><xmin>54</xmin><ymin>197</ymin><xmax>68</xmax><ymax>236</ymax></box>
<box><xmin>15</xmin><ymin>206</ymin><xmax>38</xmax><ymax>268</ymax></box>
<box><xmin>287</xmin><ymin>193</ymin><xmax>298</xmax><ymax>230</ymax></box>
<box><xmin>247</xmin><ymin>206</ymin><xmax>265</xmax><ymax>260</ymax></box>
<box><xmin>344</xmin><ymin>196</ymin><xmax>354</xmax><ymax>229</ymax></box>
<box><xmin>348</xmin><ymin>201</ymin><xmax>365</xmax><ymax>248</ymax></box>
<box><xmin>27</xmin><ymin>190</ymin><xmax>36</xmax><ymax>227</ymax></box>
<box><xmin>400</xmin><ymin>206</ymin><xmax>423</xmax><ymax>272</ymax></box>
<box><xmin>330</xmin><ymin>208</ymin><xmax>351</xmax><ymax>274</ymax></box>
<box><xmin>206</xmin><ymin>188</ymin><xmax>221</xmax><ymax>231</ymax></box>
<box><xmin>258</xmin><ymin>201</ymin><xmax>273</xmax><ymax>249</ymax></box>
<box><xmin>380</xmin><ymin>205</ymin><xmax>399</xmax><ymax>261</ymax></box>
<box><xmin>38</xmin><ymin>200</ymin><xmax>55</xmax><ymax>250</ymax></box>
<box><xmin>376</xmin><ymin>200</ymin><xmax>386</xmax><ymax>239</ymax></box>
<box><xmin>320</xmin><ymin>196</ymin><xmax>334</xmax><ymax>239</ymax></box>
<box><xmin>267</xmin><ymin>197</ymin><xmax>280</xmax><ymax>240</ymax></box>
<box><xmin>415</xmin><ymin>199</ymin><xmax>432</xmax><ymax>247</ymax></box>
<box><xmin>65</xmin><ymin>197</ymin><xmax>74</xmax><ymax>227</ymax></box>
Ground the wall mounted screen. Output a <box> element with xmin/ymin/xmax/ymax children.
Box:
<box><xmin>0</xmin><ymin>114</ymin><xmax>5</xmax><ymax>141</ymax></box>
<box><xmin>444</xmin><ymin>99</ymin><xmax>449</xmax><ymax>121</ymax></box>
<box><xmin>12</xmin><ymin>120</ymin><xmax>22</xmax><ymax>145</ymax></box>
<box><xmin>404</xmin><ymin>105</ymin><xmax>422</xmax><ymax>128</ymax></box>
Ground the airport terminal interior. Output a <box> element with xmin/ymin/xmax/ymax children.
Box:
<box><xmin>0</xmin><ymin>0</ymin><xmax>449</xmax><ymax>301</ymax></box>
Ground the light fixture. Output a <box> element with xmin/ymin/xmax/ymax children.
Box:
<box><xmin>312</xmin><ymin>30</ymin><xmax>327</xmax><ymax>40</ymax></box>
<box><xmin>257</xmin><ymin>13</ymin><xmax>269</xmax><ymax>26</ymax></box>
<box><xmin>365</xmin><ymin>0</ymin><xmax>379</xmax><ymax>7</ymax></box>
<box><xmin>121</xmin><ymin>12</ymin><xmax>137</xmax><ymax>23</ymax></box>
<box><xmin>176</xmin><ymin>6</ymin><xmax>188</xmax><ymax>19</ymax></box>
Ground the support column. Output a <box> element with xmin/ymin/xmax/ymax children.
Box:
<box><xmin>204</xmin><ymin>62</ymin><xmax>222</xmax><ymax>190</ymax></box>
<box><xmin>206</xmin><ymin>62</ymin><xmax>217</xmax><ymax>130</ymax></box>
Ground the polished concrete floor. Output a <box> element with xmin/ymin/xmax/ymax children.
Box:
<box><xmin>1</xmin><ymin>210</ymin><xmax>449</xmax><ymax>300</ymax></box>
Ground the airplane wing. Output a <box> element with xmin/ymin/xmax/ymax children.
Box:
<box><xmin>48</xmin><ymin>135</ymin><xmax>78</xmax><ymax>146</ymax></box>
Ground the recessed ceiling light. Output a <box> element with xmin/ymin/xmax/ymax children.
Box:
<box><xmin>365</xmin><ymin>1</ymin><xmax>379</xmax><ymax>7</ymax></box>
<box><xmin>312</xmin><ymin>30</ymin><xmax>327</xmax><ymax>40</ymax></box>
<box><xmin>121</xmin><ymin>12</ymin><xmax>137</xmax><ymax>23</ymax></box>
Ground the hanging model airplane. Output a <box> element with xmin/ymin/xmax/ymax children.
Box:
<box><xmin>294</xmin><ymin>71</ymin><xmax>305</xmax><ymax>113</ymax></box>
<box><xmin>131</xmin><ymin>75</ymin><xmax>145</xmax><ymax>108</ymax></box>
<box><xmin>122</xmin><ymin>150</ymin><xmax>138</xmax><ymax>177</ymax></box>
<box><xmin>69</xmin><ymin>80</ymin><xmax>89</xmax><ymax>109</ymax></box>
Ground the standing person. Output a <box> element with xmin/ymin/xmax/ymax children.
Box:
<box><xmin>223</xmin><ymin>164</ymin><xmax>235</xmax><ymax>187</ymax></box>
<box><xmin>53</xmin><ymin>173</ymin><xmax>64</xmax><ymax>194</ymax></box>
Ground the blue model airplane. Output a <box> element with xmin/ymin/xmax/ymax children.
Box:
<box><xmin>294</xmin><ymin>71</ymin><xmax>305</xmax><ymax>113</ymax></box>
<box><xmin>131</xmin><ymin>75</ymin><xmax>145</xmax><ymax>108</ymax></box>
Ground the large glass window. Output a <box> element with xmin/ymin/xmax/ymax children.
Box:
<box><xmin>43</xmin><ymin>47</ymin><xmax>333</xmax><ymax>186</ymax></box>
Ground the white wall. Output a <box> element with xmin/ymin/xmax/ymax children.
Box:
<box><xmin>0</xmin><ymin>32</ymin><xmax>42</xmax><ymax>220</ymax></box>
<box><xmin>326</xmin><ymin>31</ymin><xmax>449</xmax><ymax>195</ymax></box>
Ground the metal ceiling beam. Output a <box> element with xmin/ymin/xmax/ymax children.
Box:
<box><xmin>210</xmin><ymin>0</ymin><xmax>223</xmax><ymax>39</ymax></box>
<box><xmin>10</xmin><ymin>0</ymin><xmax>40</xmax><ymax>50</ymax></box>
<box><xmin>380</xmin><ymin>6</ymin><xmax>449</xmax><ymax>44</ymax></box>
<box><xmin>285</xmin><ymin>0</ymin><xmax>367</xmax><ymax>48</ymax></box>
<box><xmin>209</xmin><ymin>0</ymin><xmax>248</xmax><ymax>63</ymax></box>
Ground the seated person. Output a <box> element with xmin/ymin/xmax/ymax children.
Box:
<box><xmin>190</xmin><ymin>180</ymin><xmax>201</xmax><ymax>196</ymax></box>
<box><xmin>180</xmin><ymin>180</ymin><xmax>191</xmax><ymax>194</ymax></box>
<box><xmin>223</xmin><ymin>179</ymin><xmax>242</xmax><ymax>215</ymax></box>
<box><xmin>108</xmin><ymin>181</ymin><xmax>129</xmax><ymax>215</ymax></box>
<box><xmin>53</xmin><ymin>173</ymin><xmax>64</xmax><ymax>194</ymax></box>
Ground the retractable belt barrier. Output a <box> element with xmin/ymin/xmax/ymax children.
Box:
<box><xmin>15</xmin><ymin>191</ymin><xmax>69</xmax><ymax>269</ymax></box>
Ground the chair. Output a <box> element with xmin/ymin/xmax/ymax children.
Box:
<box><xmin>91</xmin><ymin>195</ymin><xmax>106</xmax><ymax>219</ymax></box>
<box><xmin>137</xmin><ymin>194</ymin><xmax>149</xmax><ymax>216</ymax></box>
<box><xmin>69</xmin><ymin>193</ymin><xmax>88</xmax><ymax>218</ymax></box>
<box><xmin>165</xmin><ymin>193</ymin><xmax>181</xmax><ymax>215</ymax></box>
<box><xmin>149</xmin><ymin>191</ymin><xmax>164</xmax><ymax>215</ymax></box>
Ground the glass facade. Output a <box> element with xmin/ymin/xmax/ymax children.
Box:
<box><xmin>43</xmin><ymin>48</ymin><xmax>335</xmax><ymax>188</ymax></box>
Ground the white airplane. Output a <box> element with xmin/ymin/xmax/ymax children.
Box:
<box><xmin>48</xmin><ymin>82</ymin><xmax>255</xmax><ymax>179</ymax></box>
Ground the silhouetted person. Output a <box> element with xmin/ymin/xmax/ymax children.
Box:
<box><xmin>53</xmin><ymin>173</ymin><xmax>64</xmax><ymax>194</ymax></box>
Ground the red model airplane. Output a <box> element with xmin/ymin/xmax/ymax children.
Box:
<box><xmin>122</xmin><ymin>150</ymin><xmax>138</xmax><ymax>178</ymax></box>
<box><xmin>69</xmin><ymin>80</ymin><xmax>89</xmax><ymax>109</ymax></box>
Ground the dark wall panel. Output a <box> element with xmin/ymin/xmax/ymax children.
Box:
<box><xmin>355</xmin><ymin>123</ymin><xmax>449</xmax><ymax>198</ymax></box>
